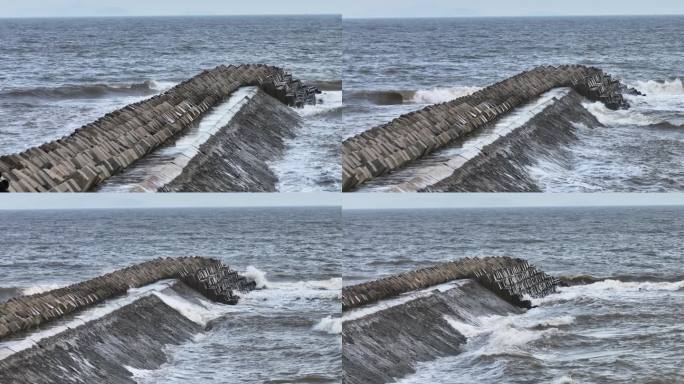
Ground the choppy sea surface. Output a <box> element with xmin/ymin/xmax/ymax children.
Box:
<box><xmin>0</xmin><ymin>16</ymin><xmax>342</xmax><ymax>191</ymax></box>
<box><xmin>344</xmin><ymin>16</ymin><xmax>684</xmax><ymax>191</ymax></box>
<box><xmin>344</xmin><ymin>206</ymin><xmax>684</xmax><ymax>383</ymax></box>
<box><xmin>0</xmin><ymin>207</ymin><xmax>342</xmax><ymax>383</ymax></box>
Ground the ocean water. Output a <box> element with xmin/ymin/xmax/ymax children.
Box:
<box><xmin>0</xmin><ymin>16</ymin><xmax>342</xmax><ymax>191</ymax></box>
<box><xmin>343</xmin><ymin>206</ymin><xmax>684</xmax><ymax>383</ymax></box>
<box><xmin>344</xmin><ymin>16</ymin><xmax>684</xmax><ymax>191</ymax></box>
<box><xmin>0</xmin><ymin>207</ymin><xmax>342</xmax><ymax>383</ymax></box>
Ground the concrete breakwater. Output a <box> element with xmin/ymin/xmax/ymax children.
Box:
<box><xmin>0</xmin><ymin>257</ymin><xmax>255</xmax><ymax>340</ymax></box>
<box><xmin>342</xmin><ymin>257</ymin><xmax>560</xmax><ymax>384</ymax></box>
<box><xmin>159</xmin><ymin>89</ymin><xmax>302</xmax><ymax>192</ymax></box>
<box><xmin>420</xmin><ymin>89</ymin><xmax>602</xmax><ymax>192</ymax></box>
<box><xmin>0</xmin><ymin>282</ymin><xmax>209</xmax><ymax>383</ymax></box>
<box><xmin>342</xmin><ymin>65</ymin><xmax>640</xmax><ymax>191</ymax></box>
<box><xmin>342</xmin><ymin>256</ymin><xmax>559</xmax><ymax>311</ymax></box>
<box><xmin>0</xmin><ymin>64</ymin><xmax>318</xmax><ymax>192</ymax></box>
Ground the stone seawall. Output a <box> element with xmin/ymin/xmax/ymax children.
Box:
<box><xmin>342</xmin><ymin>257</ymin><xmax>560</xmax><ymax>384</ymax></box>
<box><xmin>343</xmin><ymin>280</ymin><xmax>524</xmax><ymax>384</ymax></box>
<box><xmin>342</xmin><ymin>65</ymin><xmax>639</xmax><ymax>191</ymax></box>
<box><xmin>423</xmin><ymin>90</ymin><xmax>603</xmax><ymax>191</ymax></box>
<box><xmin>342</xmin><ymin>256</ymin><xmax>559</xmax><ymax>311</ymax></box>
<box><xmin>0</xmin><ymin>284</ymin><xmax>204</xmax><ymax>383</ymax></box>
<box><xmin>0</xmin><ymin>64</ymin><xmax>317</xmax><ymax>192</ymax></box>
<box><xmin>0</xmin><ymin>257</ymin><xmax>255</xmax><ymax>340</ymax></box>
<box><xmin>159</xmin><ymin>89</ymin><xmax>302</xmax><ymax>192</ymax></box>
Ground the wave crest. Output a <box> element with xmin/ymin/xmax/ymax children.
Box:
<box><xmin>313</xmin><ymin>315</ymin><xmax>342</xmax><ymax>334</ymax></box>
<box><xmin>632</xmin><ymin>78</ymin><xmax>683</xmax><ymax>95</ymax></box>
<box><xmin>2</xmin><ymin>80</ymin><xmax>175</xmax><ymax>100</ymax></box>
<box><xmin>346</xmin><ymin>86</ymin><xmax>480</xmax><ymax>106</ymax></box>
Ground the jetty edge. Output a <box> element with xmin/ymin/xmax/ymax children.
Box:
<box><xmin>342</xmin><ymin>256</ymin><xmax>560</xmax><ymax>384</ymax></box>
<box><xmin>0</xmin><ymin>64</ymin><xmax>319</xmax><ymax>192</ymax></box>
<box><xmin>342</xmin><ymin>64</ymin><xmax>642</xmax><ymax>191</ymax></box>
<box><xmin>0</xmin><ymin>256</ymin><xmax>255</xmax><ymax>340</ymax></box>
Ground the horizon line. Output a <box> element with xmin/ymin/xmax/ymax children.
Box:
<box><xmin>0</xmin><ymin>13</ymin><xmax>681</xmax><ymax>20</ymax></box>
<box><xmin>344</xmin><ymin>204</ymin><xmax>684</xmax><ymax>211</ymax></box>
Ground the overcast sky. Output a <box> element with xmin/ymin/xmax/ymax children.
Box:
<box><xmin>343</xmin><ymin>193</ymin><xmax>684</xmax><ymax>210</ymax></box>
<box><xmin>0</xmin><ymin>193</ymin><xmax>682</xmax><ymax>210</ymax></box>
<box><xmin>0</xmin><ymin>193</ymin><xmax>339</xmax><ymax>210</ymax></box>
<box><xmin>0</xmin><ymin>0</ymin><xmax>681</xmax><ymax>18</ymax></box>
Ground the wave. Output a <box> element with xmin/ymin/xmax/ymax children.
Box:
<box><xmin>443</xmin><ymin>313</ymin><xmax>564</xmax><ymax>357</ymax></box>
<box><xmin>409</xmin><ymin>86</ymin><xmax>481</xmax><ymax>104</ymax></box>
<box><xmin>583</xmin><ymin>100</ymin><xmax>665</xmax><ymax>126</ymax></box>
<box><xmin>631</xmin><ymin>78</ymin><xmax>683</xmax><ymax>95</ymax></box>
<box><xmin>312</xmin><ymin>315</ymin><xmax>342</xmax><ymax>335</ymax></box>
<box><xmin>346</xmin><ymin>86</ymin><xmax>480</xmax><ymax>106</ymax></box>
<box><xmin>243</xmin><ymin>266</ymin><xmax>270</xmax><ymax>289</ymax></box>
<box><xmin>560</xmin><ymin>274</ymin><xmax>684</xmax><ymax>285</ymax></box>
<box><xmin>533</xmin><ymin>279</ymin><xmax>684</xmax><ymax>305</ymax></box>
<box><xmin>308</xmin><ymin>79</ymin><xmax>342</xmax><ymax>91</ymax></box>
<box><xmin>298</xmin><ymin>90</ymin><xmax>342</xmax><ymax>117</ymax></box>
<box><xmin>1</xmin><ymin>80</ymin><xmax>176</xmax><ymax>100</ymax></box>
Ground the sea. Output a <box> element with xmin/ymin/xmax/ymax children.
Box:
<box><xmin>344</xmin><ymin>16</ymin><xmax>684</xmax><ymax>191</ymax></box>
<box><xmin>343</xmin><ymin>206</ymin><xmax>684</xmax><ymax>383</ymax></box>
<box><xmin>0</xmin><ymin>207</ymin><xmax>342</xmax><ymax>383</ymax></box>
<box><xmin>0</xmin><ymin>16</ymin><xmax>342</xmax><ymax>191</ymax></box>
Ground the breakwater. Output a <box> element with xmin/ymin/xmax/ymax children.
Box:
<box><xmin>0</xmin><ymin>283</ymin><xmax>207</xmax><ymax>383</ymax></box>
<box><xmin>342</xmin><ymin>257</ymin><xmax>560</xmax><ymax>384</ymax></box>
<box><xmin>0</xmin><ymin>257</ymin><xmax>255</xmax><ymax>340</ymax></box>
<box><xmin>342</xmin><ymin>256</ymin><xmax>559</xmax><ymax>311</ymax></box>
<box><xmin>342</xmin><ymin>65</ymin><xmax>640</xmax><ymax>191</ymax></box>
<box><xmin>421</xmin><ymin>90</ymin><xmax>602</xmax><ymax>191</ymax></box>
<box><xmin>0</xmin><ymin>64</ymin><xmax>318</xmax><ymax>192</ymax></box>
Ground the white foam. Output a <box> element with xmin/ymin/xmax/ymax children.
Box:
<box><xmin>124</xmin><ymin>365</ymin><xmax>156</xmax><ymax>379</ymax></box>
<box><xmin>443</xmin><ymin>313</ymin><xmax>564</xmax><ymax>357</ymax></box>
<box><xmin>298</xmin><ymin>90</ymin><xmax>342</xmax><ymax>117</ymax></box>
<box><xmin>312</xmin><ymin>315</ymin><xmax>342</xmax><ymax>335</ymax></box>
<box><xmin>632</xmin><ymin>78</ymin><xmax>683</xmax><ymax>96</ymax></box>
<box><xmin>583</xmin><ymin>100</ymin><xmax>661</xmax><ymax>126</ymax></box>
<box><xmin>241</xmin><ymin>276</ymin><xmax>343</xmax><ymax>306</ymax></box>
<box><xmin>243</xmin><ymin>266</ymin><xmax>270</xmax><ymax>289</ymax></box>
<box><xmin>21</xmin><ymin>284</ymin><xmax>64</xmax><ymax>296</ymax></box>
<box><xmin>148</xmin><ymin>80</ymin><xmax>178</xmax><ymax>92</ymax></box>
<box><xmin>152</xmin><ymin>290</ymin><xmax>214</xmax><ymax>326</ymax></box>
<box><xmin>532</xmin><ymin>279</ymin><xmax>684</xmax><ymax>305</ymax></box>
<box><xmin>343</xmin><ymin>281</ymin><xmax>465</xmax><ymax>322</ymax></box>
<box><xmin>552</xmin><ymin>375</ymin><xmax>577</xmax><ymax>384</ymax></box>
<box><xmin>410</xmin><ymin>86</ymin><xmax>481</xmax><ymax>104</ymax></box>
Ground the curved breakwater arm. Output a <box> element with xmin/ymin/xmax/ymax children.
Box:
<box><xmin>342</xmin><ymin>257</ymin><xmax>561</xmax><ymax>384</ymax></box>
<box><xmin>0</xmin><ymin>64</ymin><xmax>318</xmax><ymax>192</ymax></box>
<box><xmin>342</xmin><ymin>65</ymin><xmax>641</xmax><ymax>191</ymax></box>
<box><xmin>0</xmin><ymin>257</ymin><xmax>256</xmax><ymax>341</ymax></box>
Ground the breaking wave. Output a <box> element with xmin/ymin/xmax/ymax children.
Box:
<box><xmin>532</xmin><ymin>279</ymin><xmax>684</xmax><ymax>305</ymax></box>
<box><xmin>583</xmin><ymin>100</ymin><xmax>663</xmax><ymax>126</ymax></box>
<box><xmin>631</xmin><ymin>78</ymin><xmax>683</xmax><ymax>95</ymax></box>
<box><xmin>313</xmin><ymin>315</ymin><xmax>342</xmax><ymax>335</ymax></box>
<box><xmin>1</xmin><ymin>80</ymin><xmax>176</xmax><ymax>100</ymax></box>
<box><xmin>346</xmin><ymin>86</ymin><xmax>479</xmax><ymax>105</ymax></box>
<box><xmin>243</xmin><ymin>266</ymin><xmax>270</xmax><ymax>289</ymax></box>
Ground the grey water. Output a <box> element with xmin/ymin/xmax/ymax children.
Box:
<box><xmin>344</xmin><ymin>16</ymin><xmax>684</xmax><ymax>191</ymax></box>
<box><xmin>0</xmin><ymin>16</ymin><xmax>342</xmax><ymax>191</ymax></box>
<box><xmin>343</xmin><ymin>206</ymin><xmax>684</xmax><ymax>383</ymax></box>
<box><xmin>0</xmin><ymin>207</ymin><xmax>342</xmax><ymax>383</ymax></box>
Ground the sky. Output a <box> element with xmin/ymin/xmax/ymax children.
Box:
<box><xmin>0</xmin><ymin>193</ymin><xmax>340</xmax><ymax>210</ymax></box>
<box><xmin>0</xmin><ymin>193</ymin><xmax>682</xmax><ymax>210</ymax></box>
<box><xmin>343</xmin><ymin>193</ymin><xmax>684</xmax><ymax>210</ymax></box>
<box><xmin>0</xmin><ymin>0</ymin><xmax>681</xmax><ymax>18</ymax></box>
